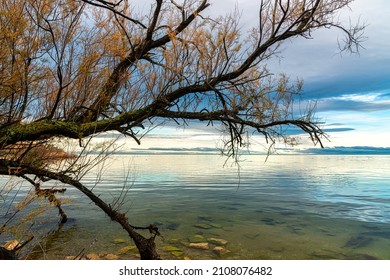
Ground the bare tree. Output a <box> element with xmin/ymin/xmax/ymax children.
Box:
<box><xmin>0</xmin><ymin>0</ymin><xmax>364</xmax><ymax>259</ymax></box>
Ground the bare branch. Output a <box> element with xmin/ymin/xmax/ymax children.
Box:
<box><xmin>80</xmin><ymin>0</ymin><xmax>147</xmax><ymax>28</ymax></box>
<box><xmin>146</xmin><ymin>0</ymin><xmax>163</xmax><ymax>41</ymax></box>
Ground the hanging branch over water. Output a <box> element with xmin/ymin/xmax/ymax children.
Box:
<box><xmin>0</xmin><ymin>158</ymin><xmax>161</xmax><ymax>259</ymax></box>
<box><xmin>0</xmin><ymin>0</ymin><xmax>364</xmax><ymax>259</ymax></box>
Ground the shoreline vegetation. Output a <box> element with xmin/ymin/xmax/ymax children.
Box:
<box><xmin>0</xmin><ymin>144</ymin><xmax>76</xmax><ymax>259</ymax></box>
<box><xmin>79</xmin><ymin>146</ymin><xmax>390</xmax><ymax>156</ymax></box>
<box><xmin>0</xmin><ymin>143</ymin><xmax>76</xmax><ymax>163</ymax></box>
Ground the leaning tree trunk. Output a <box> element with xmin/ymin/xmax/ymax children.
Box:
<box><xmin>107</xmin><ymin>208</ymin><xmax>161</xmax><ymax>260</ymax></box>
<box><xmin>54</xmin><ymin>171</ymin><xmax>162</xmax><ymax>260</ymax></box>
<box><xmin>1</xmin><ymin>159</ymin><xmax>161</xmax><ymax>260</ymax></box>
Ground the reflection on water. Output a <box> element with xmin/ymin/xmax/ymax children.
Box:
<box><xmin>2</xmin><ymin>154</ymin><xmax>390</xmax><ymax>259</ymax></box>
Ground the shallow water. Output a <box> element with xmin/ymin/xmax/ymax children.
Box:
<box><xmin>2</xmin><ymin>154</ymin><xmax>390</xmax><ymax>259</ymax></box>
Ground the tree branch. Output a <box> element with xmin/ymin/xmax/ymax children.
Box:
<box><xmin>0</xmin><ymin>159</ymin><xmax>160</xmax><ymax>259</ymax></box>
<box><xmin>80</xmin><ymin>0</ymin><xmax>147</xmax><ymax>28</ymax></box>
<box><xmin>154</xmin><ymin>109</ymin><xmax>325</xmax><ymax>147</ymax></box>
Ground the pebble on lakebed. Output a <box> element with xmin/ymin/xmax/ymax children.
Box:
<box><xmin>212</xmin><ymin>246</ymin><xmax>231</xmax><ymax>256</ymax></box>
<box><xmin>163</xmin><ymin>246</ymin><xmax>182</xmax><ymax>252</ymax></box>
<box><xmin>188</xmin><ymin>235</ymin><xmax>206</xmax><ymax>243</ymax></box>
<box><xmin>187</xmin><ymin>242</ymin><xmax>209</xmax><ymax>250</ymax></box>
<box><xmin>207</xmin><ymin>238</ymin><xmax>228</xmax><ymax>246</ymax></box>
<box><xmin>194</xmin><ymin>223</ymin><xmax>223</xmax><ymax>229</ymax></box>
<box><xmin>65</xmin><ymin>253</ymin><xmax>120</xmax><ymax>260</ymax></box>
<box><xmin>112</xmin><ymin>238</ymin><xmax>127</xmax><ymax>244</ymax></box>
<box><xmin>117</xmin><ymin>245</ymin><xmax>138</xmax><ymax>255</ymax></box>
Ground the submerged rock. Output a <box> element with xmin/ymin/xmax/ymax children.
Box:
<box><xmin>188</xmin><ymin>235</ymin><xmax>206</xmax><ymax>243</ymax></box>
<box><xmin>171</xmin><ymin>251</ymin><xmax>184</xmax><ymax>257</ymax></box>
<box><xmin>310</xmin><ymin>250</ymin><xmax>379</xmax><ymax>260</ymax></box>
<box><xmin>261</xmin><ymin>217</ymin><xmax>276</xmax><ymax>225</ymax></box>
<box><xmin>243</xmin><ymin>233</ymin><xmax>260</xmax><ymax>240</ymax></box>
<box><xmin>105</xmin><ymin>253</ymin><xmax>119</xmax><ymax>260</ymax></box>
<box><xmin>86</xmin><ymin>253</ymin><xmax>101</xmax><ymax>260</ymax></box>
<box><xmin>198</xmin><ymin>216</ymin><xmax>213</xmax><ymax>222</ymax></box>
<box><xmin>207</xmin><ymin>238</ymin><xmax>228</xmax><ymax>246</ymax></box>
<box><xmin>163</xmin><ymin>246</ymin><xmax>182</xmax><ymax>252</ymax></box>
<box><xmin>344</xmin><ymin>235</ymin><xmax>373</xmax><ymax>249</ymax></box>
<box><xmin>117</xmin><ymin>245</ymin><xmax>138</xmax><ymax>255</ymax></box>
<box><xmin>194</xmin><ymin>223</ymin><xmax>212</xmax><ymax>229</ymax></box>
<box><xmin>212</xmin><ymin>246</ymin><xmax>231</xmax><ymax>256</ymax></box>
<box><xmin>4</xmin><ymin>240</ymin><xmax>20</xmax><ymax>251</ymax></box>
<box><xmin>112</xmin><ymin>238</ymin><xmax>127</xmax><ymax>244</ymax></box>
<box><xmin>163</xmin><ymin>245</ymin><xmax>184</xmax><ymax>257</ymax></box>
<box><xmin>166</xmin><ymin>238</ymin><xmax>180</xmax><ymax>244</ymax></box>
<box><xmin>194</xmin><ymin>222</ymin><xmax>223</xmax><ymax>229</ymax></box>
<box><xmin>188</xmin><ymin>242</ymin><xmax>209</xmax><ymax>250</ymax></box>
<box><xmin>287</xmin><ymin>225</ymin><xmax>304</xmax><ymax>235</ymax></box>
<box><xmin>208</xmin><ymin>223</ymin><xmax>223</xmax><ymax>229</ymax></box>
<box><xmin>166</xmin><ymin>223</ymin><xmax>180</xmax><ymax>230</ymax></box>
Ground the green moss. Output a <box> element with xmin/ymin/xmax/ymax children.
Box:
<box><xmin>188</xmin><ymin>235</ymin><xmax>206</xmax><ymax>243</ymax></box>
<box><xmin>163</xmin><ymin>246</ymin><xmax>182</xmax><ymax>252</ymax></box>
<box><xmin>117</xmin><ymin>245</ymin><xmax>138</xmax><ymax>255</ymax></box>
<box><xmin>113</xmin><ymin>238</ymin><xmax>127</xmax><ymax>244</ymax></box>
<box><xmin>1</xmin><ymin>120</ymin><xmax>81</xmax><ymax>145</ymax></box>
<box><xmin>171</xmin><ymin>251</ymin><xmax>184</xmax><ymax>257</ymax></box>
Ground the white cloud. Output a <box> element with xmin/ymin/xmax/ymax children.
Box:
<box><xmin>337</xmin><ymin>93</ymin><xmax>382</xmax><ymax>102</ymax></box>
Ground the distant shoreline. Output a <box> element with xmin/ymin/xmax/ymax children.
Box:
<box><xmin>80</xmin><ymin>146</ymin><xmax>390</xmax><ymax>156</ymax></box>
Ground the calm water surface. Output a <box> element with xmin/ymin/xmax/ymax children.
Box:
<box><xmin>2</xmin><ymin>154</ymin><xmax>390</xmax><ymax>259</ymax></box>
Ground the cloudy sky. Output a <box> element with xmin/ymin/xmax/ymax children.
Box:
<box><xmin>120</xmin><ymin>0</ymin><xmax>390</xmax><ymax>153</ymax></box>
<box><xmin>268</xmin><ymin>0</ymin><xmax>390</xmax><ymax>148</ymax></box>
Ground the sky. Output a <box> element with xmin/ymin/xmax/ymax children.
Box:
<box><xmin>117</xmin><ymin>0</ymin><xmax>390</xmax><ymax>154</ymax></box>
<box><xmin>266</xmin><ymin>0</ymin><xmax>390</xmax><ymax>149</ymax></box>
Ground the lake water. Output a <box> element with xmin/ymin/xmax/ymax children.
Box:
<box><xmin>2</xmin><ymin>154</ymin><xmax>390</xmax><ymax>259</ymax></box>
